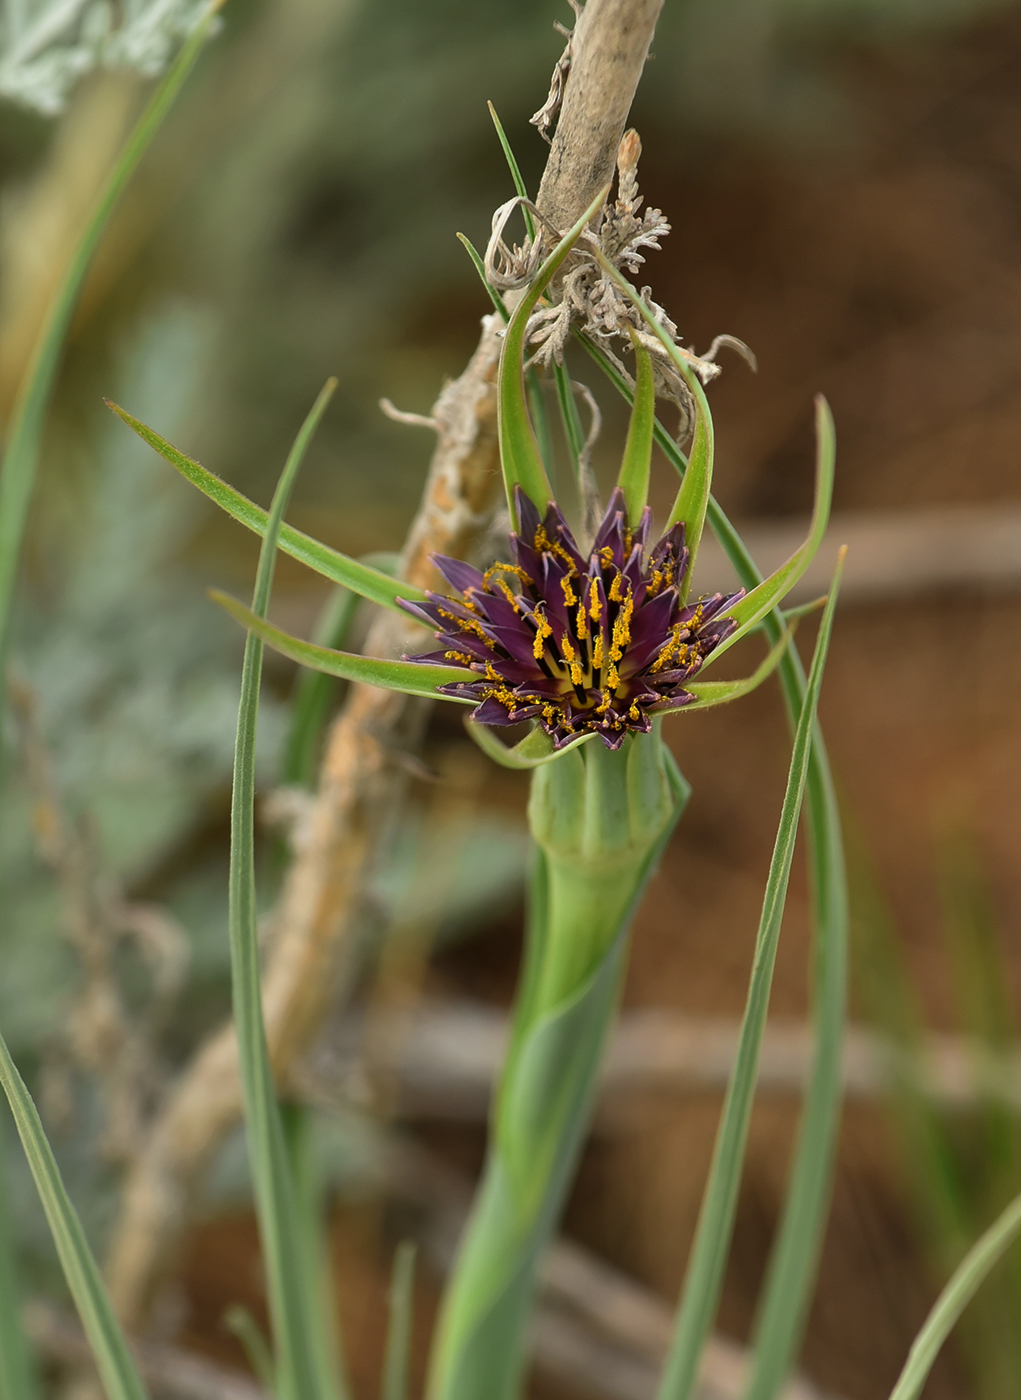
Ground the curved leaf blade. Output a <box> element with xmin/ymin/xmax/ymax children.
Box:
<box><xmin>212</xmin><ymin>592</ymin><xmax>474</xmax><ymax>701</ymax></box>
<box><xmin>464</xmin><ymin>717</ymin><xmax>595</xmax><ymax>769</ymax></box>
<box><xmin>499</xmin><ymin>186</ymin><xmax>609</xmax><ymax>528</ymax></box>
<box><xmin>888</xmin><ymin>1191</ymin><xmax>1021</xmax><ymax>1400</ymax></box>
<box><xmin>105</xmin><ymin>402</ymin><xmax>423</xmax><ymax>610</ymax></box>
<box><xmin>705</xmin><ymin>396</ymin><xmax>835</xmax><ymax>663</ymax></box>
<box><xmin>0</xmin><ymin>1036</ymin><xmax>148</xmax><ymax>1400</ymax></box>
<box><xmin>229</xmin><ymin>380</ymin><xmax>343</xmax><ymax>1400</ymax></box>
<box><xmin>665</xmin><ymin>365</ymin><xmax>714</xmax><ymax>602</ymax></box>
<box><xmin>617</xmin><ymin>333</ymin><xmax>655</xmax><ymax>523</ymax></box>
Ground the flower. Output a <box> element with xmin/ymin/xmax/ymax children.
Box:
<box><xmin>398</xmin><ymin>486</ymin><xmax>744</xmax><ymax>751</ymax></box>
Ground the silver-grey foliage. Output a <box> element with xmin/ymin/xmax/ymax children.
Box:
<box><xmin>0</xmin><ymin>0</ymin><xmax>209</xmax><ymax>115</ymax></box>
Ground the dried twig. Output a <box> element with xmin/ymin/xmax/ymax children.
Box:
<box><xmin>105</xmin><ymin>0</ymin><xmax>668</xmax><ymax>1326</ymax></box>
<box><xmin>302</xmin><ymin>998</ymin><xmax>1021</xmax><ymax>1125</ymax></box>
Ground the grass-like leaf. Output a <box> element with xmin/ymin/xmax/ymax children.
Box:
<box><xmin>552</xmin><ymin>360</ymin><xmax>586</xmax><ymax>496</ymax></box>
<box><xmin>227</xmin><ymin>379</ymin><xmax>343</xmax><ymax>1400</ymax></box>
<box><xmin>212</xmin><ymin>592</ymin><xmax>475</xmax><ymax>701</ymax></box>
<box><xmin>382</xmin><ymin>1242</ymin><xmax>417</xmax><ymax>1400</ymax></box>
<box><xmin>707</xmin><ymin>396</ymin><xmax>835</xmax><ymax>661</ymax></box>
<box><xmin>487</xmin><ymin>102</ymin><xmax>535</xmax><ymax>241</ymax></box>
<box><xmin>499</xmin><ymin>186</ymin><xmax>609</xmax><ymax>528</ymax></box>
<box><xmin>0</xmin><ymin>2</ymin><xmax>222</xmax><ymax>674</ymax></box>
<box><xmin>617</xmin><ymin>333</ymin><xmax>655</xmax><ymax>522</ymax></box>
<box><xmin>282</xmin><ymin>1103</ymin><xmax>351</xmax><ymax>1400</ymax></box>
<box><xmin>656</xmin><ymin>552</ymin><xmax>844</xmax><ymax>1400</ymax></box>
<box><xmin>223</xmin><ymin>1306</ymin><xmax>276</xmax><ymax>1392</ymax></box>
<box><xmin>664</xmin><ymin>363</ymin><xmax>713</xmax><ymax>603</ymax></box>
<box><xmin>888</xmin><ymin>1192</ymin><xmax>1021</xmax><ymax>1400</ymax></box>
<box><xmin>456</xmin><ymin>233</ymin><xmax>509</xmax><ymax>321</ymax></box>
<box><xmin>0</xmin><ymin>1039</ymin><xmax>148</xmax><ymax>1400</ymax></box>
<box><xmin>582</xmin><ymin>328</ymin><xmax>849</xmax><ymax>1400</ymax></box>
<box><xmin>105</xmin><ymin>402</ymin><xmax>422</xmax><ymax>611</ymax></box>
<box><xmin>0</xmin><ymin>1115</ymin><xmax>40</xmax><ymax>1400</ymax></box>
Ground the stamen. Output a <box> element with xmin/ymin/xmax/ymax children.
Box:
<box><xmin>532</xmin><ymin>608</ymin><xmax>553</xmax><ymax>661</ymax></box>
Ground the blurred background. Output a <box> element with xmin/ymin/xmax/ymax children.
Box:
<box><xmin>2</xmin><ymin>1</ymin><xmax>1021</xmax><ymax>1397</ymax></box>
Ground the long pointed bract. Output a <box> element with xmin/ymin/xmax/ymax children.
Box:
<box><xmin>106</xmin><ymin>402</ymin><xmax>423</xmax><ymax>611</ymax></box>
<box><xmin>499</xmin><ymin>187</ymin><xmax>609</xmax><ymax>528</ymax></box>
<box><xmin>212</xmin><ymin>592</ymin><xmax>475</xmax><ymax>700</ymax></box>
<box><xmin>617</xmin><ymin>333</ymin><xmax>655</xmax><ymax>522</ymax></box>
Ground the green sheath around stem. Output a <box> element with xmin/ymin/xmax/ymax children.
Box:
<box><xmin>426</xmin><ymin>727</ymin><xmax>689</xmax><ymax>1400</ymax></box>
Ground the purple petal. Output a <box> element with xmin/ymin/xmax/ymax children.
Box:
<box><xmin>430</xmin><ymin>554</ymin><xmax>487</xmax><ymax>595</ymax></box>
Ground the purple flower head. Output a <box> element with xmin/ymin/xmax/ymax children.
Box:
<box><xmin>398</xmin><ymin>487</ymin><xmax>744</xmax><ymax>751</ymax></box>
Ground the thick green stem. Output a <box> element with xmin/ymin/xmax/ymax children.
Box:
<box><xmin>426</xmin><ymin>729</ymin><xmax>688</xmax><ymax>1400</ymax></box>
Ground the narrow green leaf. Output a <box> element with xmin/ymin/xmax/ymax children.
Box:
<box><xmin>661</xmin><ymin>624</ymin><xmax>795</xmax><ymax>715</ymax></box>
<box><xmin>665</xmin><ymin>365</ymin><xmax>714</xmax><ymax>603</ymax></box>
<box><xmin>655</xmin><ymin>554</ymin><xmax>844</xmax><ymax>1400</ymax></box>
<box><xmin>456</xmin><ymin>234</ymin><xmax>509</xmax><ymax>321</ymax></box>
<box><xmin>0</xmin><ymin>3</ymin><xmax>221</xmax><ymax>675</ymax></box>
<box><xmin>0</xmin><ymin>1037</ymin><xmax>148</xmax><ymax>1400</ymax></box>
<box><xmin>526</xmin><ymin>372</ymin><xmax>556</xmax><ymax>482</ymax></box>
<box><xmin>499</xmin><ymin>186</ymin><xmax>609</xmax><ymax>528</ymax></box>
<box><xmin>228</xmin><ymin>380</ymin><xmax>340</xmax><ymax>1400</ymax></box>
<box><xmin>464</xmin><ymin>717</ymin><xmax>595</xmax><ymax>769</ymax></box>
<box><xmin>585</xmin><ymin>332</ymin><xmax>849</xmax><ymax>1400</ymax></box>
<box><xmin>0</xmin><ymin>1113</ymin><xmax>40</xmax><ymax>1400</ymax></box>
<box><xmin>212</xmin><ymin>592</ymin><xmax>475</xmax><ymax>701</ymax></box>
<box><xmin>105</xmin><ymin>402</ymin><xmax>423</xmax><ymax>611</ymax></box>
<box><xmin>281</xmin><ymin>554</ymin><xmax>396</xmax><ymax>788</ymax></box>
<box><xmin>888</xmin><ymin>1192</ymin><xmax>1021</xmax><ymax>1400</ymax></box>
<box><xmin>703</xmin><ymin>396</ymin><xmax>835</xmax><ymax>664</ymax></box>
<box><xmin>281</xmin><ymin>587</ymin><xmax>359</xmax><ymax>787</ymax></box>
<box><xmin>223</xmin><ymin>1306</ymin><xmax>276</xmax><ymax>1393</ymax></box>
<box><xmin>617</xmin><ymin>333</ymin><xmax>655</xmax><ymax>523</ymax></box>
<box><xmin>281</xmin><ymin>1104</ymin><xmax>351</xmax><ymax>1400</ymax></box>
<box><xmin>382</xmin><ymin>1242</ymin><xmax>417</xmax><ymax>1400</ymax></box>
<box><xmin>487</xmin><ymin>102</ymin><xmax>535</xmax><ymax>240</ymax></box>
<box><xmin>552</xmin><ymin>361</ymin><xmax>586</xmax><ymax>495</ymax></box>
<box><xmin>586</xmin><ymin>253</ymin><xmax>723</xmax><ymax>572</ymax></box>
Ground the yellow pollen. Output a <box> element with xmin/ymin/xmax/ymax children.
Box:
<box><xmin>599</xmin><ymin>546</ymin><xmax>614</xmax><ymax>567</ymax></box>
<box><xmin>575</xmin><ymin>603</ymin><xmax>589</xmax><ymax>640</ymax></box>
<box><xmin>596</xmin><ymin>689</ymin><xmax>612</xmax><ymax>715</ymax></box>
<box><xmin>589</xmin><ymin>578</ymin><xmax>602</xmax><ymax>623</ymax></box>
<box><xmin>609</xmin><ymin>571</ymin><xmax>624</xmax><ymax>603</ymax></box>
<box><xmin>592</xmin><ymin>632</ymin><xmax>604</xmax><ymax>670</ymax></box>
<box><xmin>629</xmin><ymin>702</ymin><xmax>641</xmax><ymax>720</ymax></box>
<box><xmin>444</xmin><ymin>650</ymin><xmax>475</xmax><ymax>665</ymax></box>
<box><xmin>561</xmin><ymin>576</ymin><xmax>578</xmax><ymax>608</ymax></box>
<box><xmin>609</xmin><ymin>592</ymin><xmax>633</xmax><ymax>662</ymax></box>
<box><xmin>560</xmin><ymin>633</ymin><xmax>577</xmax><ymax>666</ymax></box>
<box><xmin>532</xmin><ymin>609</ymin><xmax>553</xmax><ymax>661</ymax></box>
<box><xmin>438</xmin><ymin>606</ymin><xmax>492</xmax><ymax>645</ymax></box>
